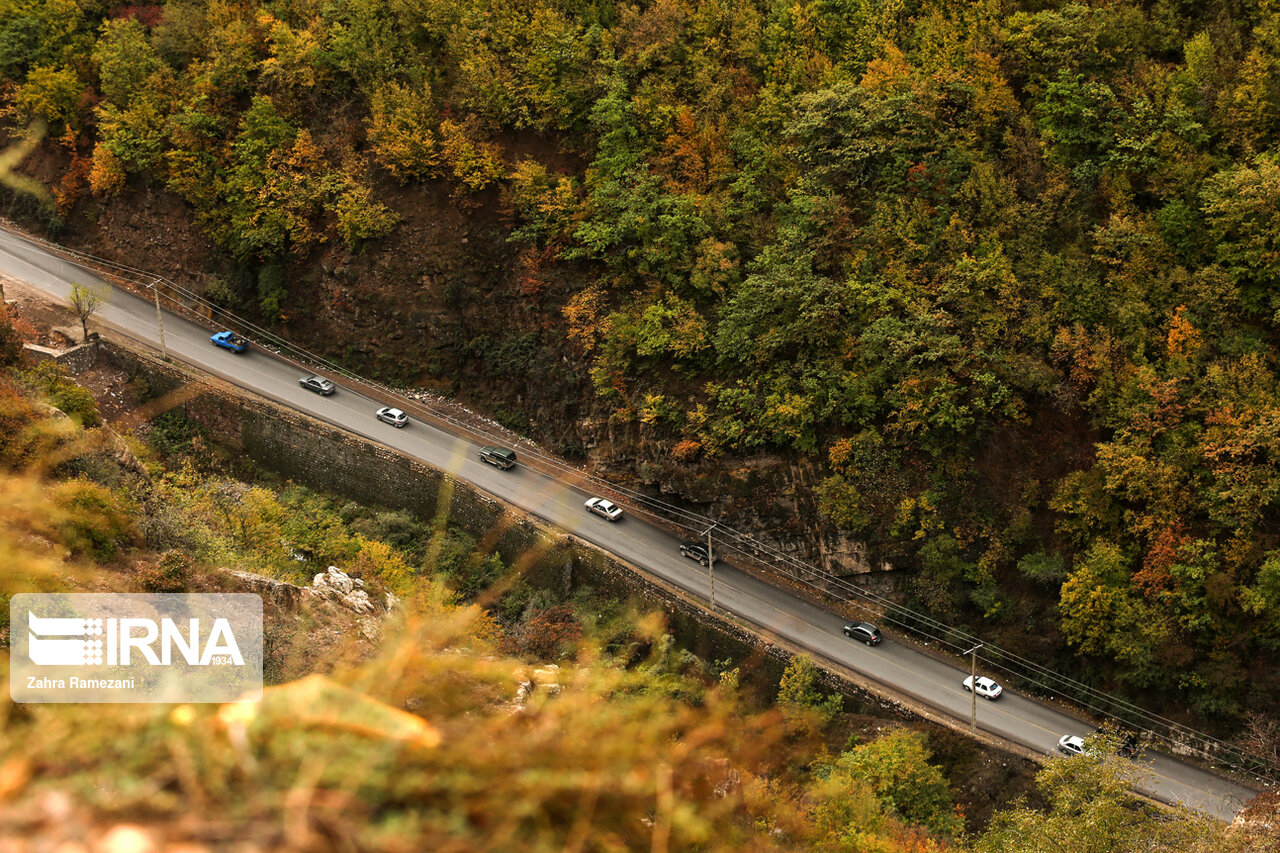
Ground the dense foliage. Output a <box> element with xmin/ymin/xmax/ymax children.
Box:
<box><xmin>3</xmin><ymin>330</ymin><xmax>1274</xmax><ymax>851</ymax></box>
<box><xmin>10</xmin><ymin>0</ymin><xmax>1280</xmax><ymax>725</ymax></box>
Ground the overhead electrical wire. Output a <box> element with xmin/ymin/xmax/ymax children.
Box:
<box><xmin>9</xmin><ymin>222</ymin><xmax>1274</xmax><ymax>786</ymax></box>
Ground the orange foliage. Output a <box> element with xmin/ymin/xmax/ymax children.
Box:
<box><xmin>827</xmin><ymin>437</ymin><xmax>854</xmax><ymax>470</ymax></box>
<box><xmin>657</xmin><ymin>107</ymin><xmax>731</xmax><ymax>195</ymax></box>
<box><xmin>516</xmin><ymin>245</ymin><xmax>556</xmax><ymax>303</ymax></box>
<box><xmin>860</xmin><ymin>43</ymin><xmax>916</xmax><ymax>94</ymax></box>
<box><xmin>1166</xmin><ymin>305</ymin><xmax>1202</xmax><ymax>360</ymax></box>
<box><xmin>54</xmin><ymin>130</ymin><xmax>93</xmax><ymax>212</ymax></box>
<box><xmin>1129</xmin><ymin>373</ymin><xmax>1187</xmax><ymax>436</ymax></box>
<box><xmin>1050</xmin><ymin>324</ymin><xmax>1124</xmax><ymax>393</ymax></box>
<box><xmin>87</xmin><ymin>144</ymin><xmax>126</xmax><ymax>198</ymax></box>
<box><xmin>1135</xmin><ymin>523</ymin><xmax>1184</xmax><ymax>596</ymax></box>
<box><xmin>671</xmin><ymin>438</ymin><xmax>702</xmax><ymax>463</ymax></box>
<box><xmin>563</xmin><ymin>284</ymin><xmax>607</xmax><ymax>353</ymax></box>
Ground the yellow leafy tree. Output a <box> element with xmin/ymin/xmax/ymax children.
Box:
<box><xmin>365</xmin><ymin>80</ymin><xmax>440</xmax><ymax>182</ymax></box>
<box><xmin>439</xmin><ymin>118</ymin><xmax>506</xmax><ymax>193</ymax></box>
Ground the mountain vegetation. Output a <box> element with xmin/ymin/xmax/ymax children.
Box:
<box><xmin>1</xmin><ymin>304</ymin><xmax>1276</xmax><ymax>853</ymax></box>
<box><xmin>8</xmin><ymin>0</ymin><xmax>1280</xmax><ymax>738</ymax></box>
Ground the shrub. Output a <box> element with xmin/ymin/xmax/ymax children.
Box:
<box><xmin>132</xmin><ymin>549</ymin><xmax>194</xmax><ymax>592</ymax></box>
<box><xmin>20</xmin><ymin>361</ymin><xmax>100</xmax><ymax>427</ymax></box>
<box><xmin>351</xmin><ymin>536</ymin><xmax>414</xmax><ymax>594</ymax></box>
<box><xmin>334</xmin><ymin>183</ymin><xmax>398</xmax><ymax>249</ymax></box>
<box><xmin>51</xmin><ymin>478</ymin><xmax>138</xmax><ymax>561</ymax></box>
<box><xmin>778</xmin><ymin>654</ymin><xmax>842</xmax><ymax>730</ymax></box>
<box><xmin>671</xmin><ymin>438</ymin><xmax>702</xmax><ymax>463</ymax></box>
<box><xmin>349</xmin><ymin>509</ymin><xmax>426</xmax><ymax>551</ymax></box>
<box><xmin>439</xmin><ymin>118</ymin><xmax>505</xmax><ymax>193</ymax></box>
<box><xmin>365</xmin><ymin>80</ymin><xmax>439</xmax><ymax>182</ymax></box>
<box><xmin>506</xmin><ymin>604</ymin><xmax>583</xmax><ymax>660</ymax></box>
<box><xmin>0</xmin><ymin>306</ymin><xmax>27</xmax><ymax>366</ymax></box>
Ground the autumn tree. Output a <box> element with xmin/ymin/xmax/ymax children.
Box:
<box><xmin>68</xmin><ymin>282</ymin><xmax>107</xmax><ymax>342</ymax></box>
<box><xmin>974</xmin><ymin>739</ymin><xmax>1237</xmax><ymax>853</ymax></box>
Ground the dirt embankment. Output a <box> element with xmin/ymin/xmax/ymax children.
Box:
<box><xmin>9</xmin><ymin>134</ymin><xmax>875</xmax><ymax>579</ymax></box>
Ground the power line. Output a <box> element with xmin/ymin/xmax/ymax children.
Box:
<box><xmin>7</xmin><ymin>222</ymin><xmax>1275</xmax><ymax>786</ymax></box>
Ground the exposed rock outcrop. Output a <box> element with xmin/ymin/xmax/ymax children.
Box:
<box><xmin>224</xmin><ymin>570</ymin><xmax>301</xmax><ymax>609</ymax></box>
<box><xmin>223</xmin><ymin>565</ymin><xmax>399</xmax><ymax>617</ymax></box>
<box><xmin>306</xmin><ymin>566</ymin><xmax>377</xmax><ymax>614</ymax></box>
<box><xmin>510</xmin><ymin>664</ymin><xmax>563</xmax><ymax>713</ymax></box>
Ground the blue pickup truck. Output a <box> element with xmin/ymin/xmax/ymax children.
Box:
<box><xmin>210</xmin><ymin>331</ymin><xmax>249</xmax><ymax>353</ymax></box>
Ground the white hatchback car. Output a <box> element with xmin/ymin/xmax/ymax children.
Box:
<box><xmin>962</xmin><ymin>675</ymin><xmax>1003</xmax><ymax>700</ymax></box>
<box><xmin>584</xmin><ymin>497</ymin><xmax>623</xmax><ymax>521</ymax></box>
<box><xmin>1057</xmin><ymin>734</ymin><xmax>1087</xmax><ymax>756</ymax></box>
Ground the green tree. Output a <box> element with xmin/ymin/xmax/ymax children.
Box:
<box><xmin>816</xmin><ymin>728</ymin><xmax>961</xmax><ymax>838</ymax></box>
<box><xmin>1058</xmin><ymin>541</ymin><xmax>1170</xmax><ymax>685</ymax></box>
<box><xmin>777</xmin><ymin>654</ymin><xmax>842</xmax><ymax>726</ymax></box>
<box><xmin>1204</xmin><ymin>157</ymin><xmax>1280</xmax><ymax>317</ymax></box>
<box><xmin>974</xmin><ymin>740</ymin><xmax>1225</xmax><ymax>853</ymax></box>
<box><xmin>92</xmin><ymin>18</ymin><xmax>159</xmax><ymax>108</ymax></box>
<box><xmin>15</xmin><ymin>63</ymin><xmax>81</xmax><ymax>131</ymax></box>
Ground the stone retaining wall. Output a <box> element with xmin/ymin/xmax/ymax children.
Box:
<box><xmin>98</xmin><ymin>342</ymin><xmax>930</xmax><ymax>717</ymax></box>
<box><xmin>23</xmin><ymin>340</ymin><xmax>98</xmax><ymax>374</ymax></box>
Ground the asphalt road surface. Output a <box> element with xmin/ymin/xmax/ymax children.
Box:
<box><xmin>0</xmin><ymin>224</ymin><xmax>1262</xmax><ymax>821</ymax></box>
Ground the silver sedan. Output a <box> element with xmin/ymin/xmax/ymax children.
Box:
<box><xmin>584</xmin><ymin>497</ymin><xmax>623</xmax><ymax>521</ymax></box>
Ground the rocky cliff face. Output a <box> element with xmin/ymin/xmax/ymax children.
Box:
<box><xmin>15</xmin><ymin>134</ymin><xmax>884</xmax><ymax>585</ymax></box>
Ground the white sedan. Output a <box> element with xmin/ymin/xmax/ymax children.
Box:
<box><xmin>962</xmin><ymin>675</ymin><xmax>1004</xmax><ymax>699</ymax></box>
<box><xmin>584</xmin><ymin>497</ymin><xmax>623</xmax><ymax>521</ymax></box>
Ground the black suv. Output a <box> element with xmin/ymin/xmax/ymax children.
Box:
<box><xmin>679</xmin><ymin>541</ymin><xmax>715</xmax><ymax>566</ymax></box>
<box><xmin>479</xmin><ymin>446</ymin><xmax>517</xmax><ymax>469</ymax></box>
<box><xmin>842</xmin><ymin>622</ymin><xmax>883</xmax><ymax>646</ymax></box>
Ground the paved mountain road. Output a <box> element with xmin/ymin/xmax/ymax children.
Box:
<box><xmin>0</xmin><ymin>224</ymin><xmax>1261</xmax><ymax>821</ymax></box>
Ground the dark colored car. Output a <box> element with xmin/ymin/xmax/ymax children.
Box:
<box><xmin>842</xmin><ymin>621</ymin><xmax>883</xmax><ymax>646</ymax></box>
<box><xmin>299</xmin><ymin>375</ymin><xmax>335</xmax><ymax>395</ymax></box>
<box><xmin>210</xmin><ymin>330</ymin><xmax>248</xmax><ymax>352</ymax></box>
<box><xmin>679</xmin><ymin>541</ymin><xmax>715</xmax><ymax>566</ymax></box>
<box><xmin>479</xmin><ymin>446</ymin><xmax>517</xmax><ymax>469</ymax></box>
<box><xmin>375</xmin><ymin>406</ymin><xmax>408</xmax><ymax>427</ymax></box>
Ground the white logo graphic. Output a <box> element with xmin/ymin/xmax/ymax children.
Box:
<box><xmin>27</xmin><ymin>612</ymin><xmax>243</xmax><ymax>667</ymax></box>
<box><xmin>28</xmin><ymin>613</ymin><xmax>104</xmax><ymax>666</ymax></box>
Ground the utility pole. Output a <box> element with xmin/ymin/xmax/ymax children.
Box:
<box><xmin>702</xmin><ymin>523</ymin><xmax>716</xmax><ymax>611</ymax></box>
<box><xmin>962</xmin><ymin>642</ymin><xmax>984</xmax><ymax>732</ymax></box>
<box><xmin>151</xmin><ymin>278</ymin><xmax>167</xmax><ymax>361</ymax></box>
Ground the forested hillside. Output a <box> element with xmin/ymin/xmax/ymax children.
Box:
<box><xmin>7</xmin><ymin>0</ymin><xmax>1280</xmax><ymax>731</ymax></box>
<box><xmin>1</xmin><ymin>302</ymin><xmax>1276</xmax><ymax>853</ymax></box>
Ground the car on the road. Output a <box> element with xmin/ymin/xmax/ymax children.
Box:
<box><xmin>299</xmin><ymin>375</ymin><xmax>335</xmax><ymax>395</ymax></box>
<box><xmin>584</xmin><ymin>497</ymin><xmax>623</xmax><ymax>521</ymax></box>
<box><xmin>210</xmin><ymin>330</ymin><xmax>248</xmax><ymax>353</ymax></box>
<box><xmin>1057</xmin><ymin>734</ymin><xmax>1087</xmax><ymax>756</ymax></box>
<box><xmin>479</xmin><ymin>446</ymin><xmax>517</xmax><ymax>469</ymax></box>
<box><xmin>842</xmin><ymin>621</ymin><xmax>883</xmax><ymax>646</ymax></box>
<box><xmin>679</xmin><ymin>541</ymin><xmax>716</xmax><ymax>566</ymax></box>
<box><xmin>375</xmin><ymin>406</ymin><xmax>408</xmax><ymax>427</ymax></box>
<box><xmin>962</xmin><ymin>675</ymin><xmax>1004</xmax><ymax>699</ymax></box>
<box><xmin>1057</xmin><ymin>731</ymin><xmax>1139</xmax><ymax>758</ymax></box>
